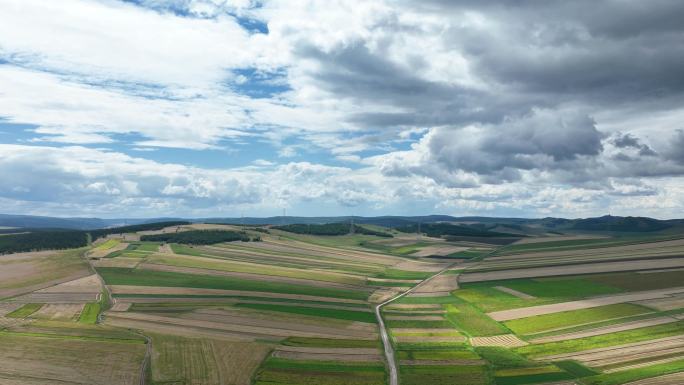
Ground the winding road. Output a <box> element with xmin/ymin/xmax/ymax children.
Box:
<box><xmin>374</xmin><ymin>263</ymin><xmax>459</xmax><ymax>385</ymax></box>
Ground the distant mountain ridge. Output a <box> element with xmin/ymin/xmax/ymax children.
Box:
<box><xmin>0</xmin><ymin>213</ymin><xmax>681</xmax><ymax>233</ymax></box>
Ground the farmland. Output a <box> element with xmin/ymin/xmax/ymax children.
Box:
<box><xmin>0</xmin><ymin>220</ymin><xmax>683</xmax><ymax>384</ymax></box>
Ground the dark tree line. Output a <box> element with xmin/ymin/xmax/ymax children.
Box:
<box><xmin>395</xmin><ymin>223</ymin><xmax>518</xmax><ymax>238</ymax></box>
<box><xmin>273</xmin><ymin>223</ymin><xmax>393</xmax><ymax>237</ymax></box>
<box><xmin>140</xmin><ymin>230</ymin><xmax>253</xmax><ymax>244</ymax></box>
<box><xmin>0</xmin><ymin>221</ymin><xmax>191</xmax><ymax>254</ymax></box>
<box><xmin>0</xmin><ymin>230</ymin><xmax>89</xmax><ymax>254</ymax></box>
<box><xmin>90</xmin><ymin>221</ymin><xmax>190</xmax><ymax>240</ymax></box>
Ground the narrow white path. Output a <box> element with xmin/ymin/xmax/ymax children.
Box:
<box><xmin>374</xmin><ymin>264</ymin><xmax>458</xmax><ymax>385</ymax></box>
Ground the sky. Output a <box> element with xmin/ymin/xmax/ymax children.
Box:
<box><xmin>1</xmin><ymin>0</ymin><xmax>684</xmax><ymax>219</ymax></box>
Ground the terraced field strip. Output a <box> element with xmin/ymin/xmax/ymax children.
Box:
<box><xmin>488</xmin><ymin>287</ymin><xmax>684</xmax><ymax>321</ymax></box>
<box><xmin>144</xmin><ymin>252</ymin><xmax>368</xmax><ymax>285</ymax></box>
<box><xmin>109</xmin><ymin>285</ymin><xmax>368</xmax><ymax>303</ymax></box>
<box><xmin>496</xmin><ymin>237</ymin><xmax>684</xmax><ymax>257</ymax></box>
<box><xmin>461</xmin><ymin>258</ymin><xmax>684</xmax><ymax>282</ymax></box>
<box><xmin>531</xmin><ymin>317</ymin><xmax>680</xmax><ymax>343</ymax></box>
<box><xmin>32</xmin><ymin>304</ymin><xmax>85</xmax><ymax>320</ymax></box>
<box><xmin>35</xmin><ymin>274</ymin><xmax>103</xmax><ymax>294</ymax></box>
<box><xmin>408</xmin><ymin>273</ymin><xmax>459</xmax><ymax>296</ymax></box>
<box><xmin>504</xmin><ymin>303</ymin><xmax>654</xmax><ymax>335</ymax></box>
<box><xmin>107</xmin><ymin>311</ymin><xmax>376</xmax><ymax>340</ymax></box>
<box><xmin>541</xmin><ymin>336</ymin><xmax>684</xmax><ymax>368</ymax></box>
<box><xmin>624</xmin><ymin>371</ymin><xmax>684</xmax><ymax>384</ymax></box>
<box><xmin>139</xmin><ymin>262</ymin><xmax>371</xmax><ymax>292</ymax></box>
<box><xmin>272</xmin><ymin>346</ymin><xmax>383</xmax><ymax>362</ymax></box>
<box><xmin>264</xmin><ymin>238</ymin><xmax>402</xmax><ymax>264</ymax></box>
<box><xmin>9</xmin><ymin>292</ymin><xmax>99</xmax><ymax>304</ymax></box>
<box><xmin>202</xmin><ymin>244</ymin><xmax>385</xmax><ymax>273</ymax></box>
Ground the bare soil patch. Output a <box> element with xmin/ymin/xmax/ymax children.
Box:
<box><xmin>470</xmin><ymin>334</ymin><xmax>528</xmax><ymax>348</ymax></box>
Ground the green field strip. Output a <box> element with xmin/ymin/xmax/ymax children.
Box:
<box><xmin>397</xmin><ymin>349</ymin><xmax>480</xmax><ymax>360</ymax></box>
<box><xmin>395</xmin><ymin>341</ymin><xmax>469</xmax><ymax>351</ymax></box>
<box><xmin>444</xmin><ymin>299</ymin><xmax>511</xmax><ymax>337</ymax></box>
<box><xmin>504</xmin><ymin>303</ymin><xmax>653</xmax><ymax>335</ymax></box>
<box><xmin>515</xmin><ymin>320</ymin><xmax>684</xmax><ymax>358</ymax></box>
<box><xmin>475</xmin><ymin>347</ymin><xmax>542</xmax><ymax>369</ymax></box>
<box><xmin>6</xmin><ymin>303</ymin><xmax>43</xmax><ymax>318</ymax></box>
<box><xmin>394</xmin><ymin>295</ymin><xmax>461</xmax><ymax>305</ymax></box>
<box><xmin>386</xmin><ymin>319</ymin><xmax>454</xmax><ymax>329</ymax></box>
<box><xmin>458</xmin><ymin>278</ymin><xmax>623</xmax><ymax>312</ymax></box>
<box><xmin>493</xmin><ymin>370</ymin><xmax>574</xmax><ymax>385</ymax></box>
<box><xmin>77</xmin><ymin>303</ymin><xmax>100</xmax><ymax>324</ymax></box>
<box><xmin>586</xmin><ymin>270</ymin><xmax>684</xmax><ymax>291</ymax></box>
<box><xmin>282</xmin><ymin>337</ymin><xmax>381</xmax><ymax>348</ymax></box>
<box><xmin>399</xmin><ymin>364</ymin><xmax>489</xmax><ymax>385</ymax></box>
<box><xmin>254</xmin><ymin>357</ymin><xmax>386</xmax><ymax>385</ymax></box>
<box><xmin>97</xmin><ymin>267</ymin><xmax>368</xmax><ymax>300</ymax></box>
<box><xmin>235</xmin><ymin>302</ymin><xmax>377</xmax><ymax>323</ymax></box>
<box><xmin>580</xmin><ymin>358</ymin><xmax>684</xmax><ymax>385</ymax></box>
<box><xmin>523</xmin><ymin>311</ymin><xmax>677</xmax><ymax>340</ymax></box>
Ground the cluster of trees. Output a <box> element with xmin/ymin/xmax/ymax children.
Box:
<box><xmin>140</xmin><ymin>230</ymin><xmax>254</xmax><ymax>244</ymax></box>
<box><xmin>273</xmin><ymin>223</ymin><xmax>393</xmax><ymax>237</ymax></box>
<box><xmin>0</xmin><ymin>230</ymin><xmax>89</xmax><ymax>254</ymax></box>
<box><xmin>395</xmin><ymin>223</ymin><xmax>517</xmax><ymax>238</ymax></box>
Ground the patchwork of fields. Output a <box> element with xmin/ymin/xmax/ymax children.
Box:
<box><xmin>0</xmin><ymin>222</ymin><xmax>683</xmax><ymax>384</ymax></box>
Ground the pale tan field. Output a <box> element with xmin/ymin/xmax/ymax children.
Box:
<box><xmin>636</xmin><ymin>294</ymin><xmax>684</xmax><ymax>311</ymax></box>
<box><xmin>488</xmin><ymin>287</ymin><xmax>684</xmax><ymax>321</ymax></box>
<box><xmin>393</xmin><ymin>259</ymin><xmax>451</xmax><ymax>272</ymax></box>
<box><xmin>410</xmin><ymin>245</ymin><xmax>468</xmax><ymax>257</ymax></box>
<box><xmin>31</xmin><ymin>304</ymin><xmax>84</xmax><ymax>320</ymax></box>
<box><xmin>0</xmin><ymin>303</ymin><xmax>21</xmax><ymax>316</ymax></box>
<box><xmin>469</xmin><ymin>334</ymin><xmax>528</xmax><ymax>347</ymax></box>
<box><xmin>150</xmin><ymin>333</ymin><xmax>270</xmax><ymax>385</ymax></box>
<box><xmin>461</xmin><ymin>258</ymin><xmax>684</xmax><ymax>283</ymax></box>
<box><xmin>0</xmin><ymin>250</ymin><xmax>90</xmax><ymax>299</ymax></box>
<box><xmin>36</xmin><ymin>274</ymin><xmax>102</xmax><ymax>294</ymax></box>
<box><xmin>409</xmin><ymin>273</ymin><xmax>459</xmax><ymax>297</ymax></box>
<box><xmin>0</xmin><ymin>333</ymin><xmax>145</xmax><ymax>385</ymax></box>
<box><xmin>92</xmin><ymin>257</ymin><xmax>143</xmax><ymax>268</ymax></box>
